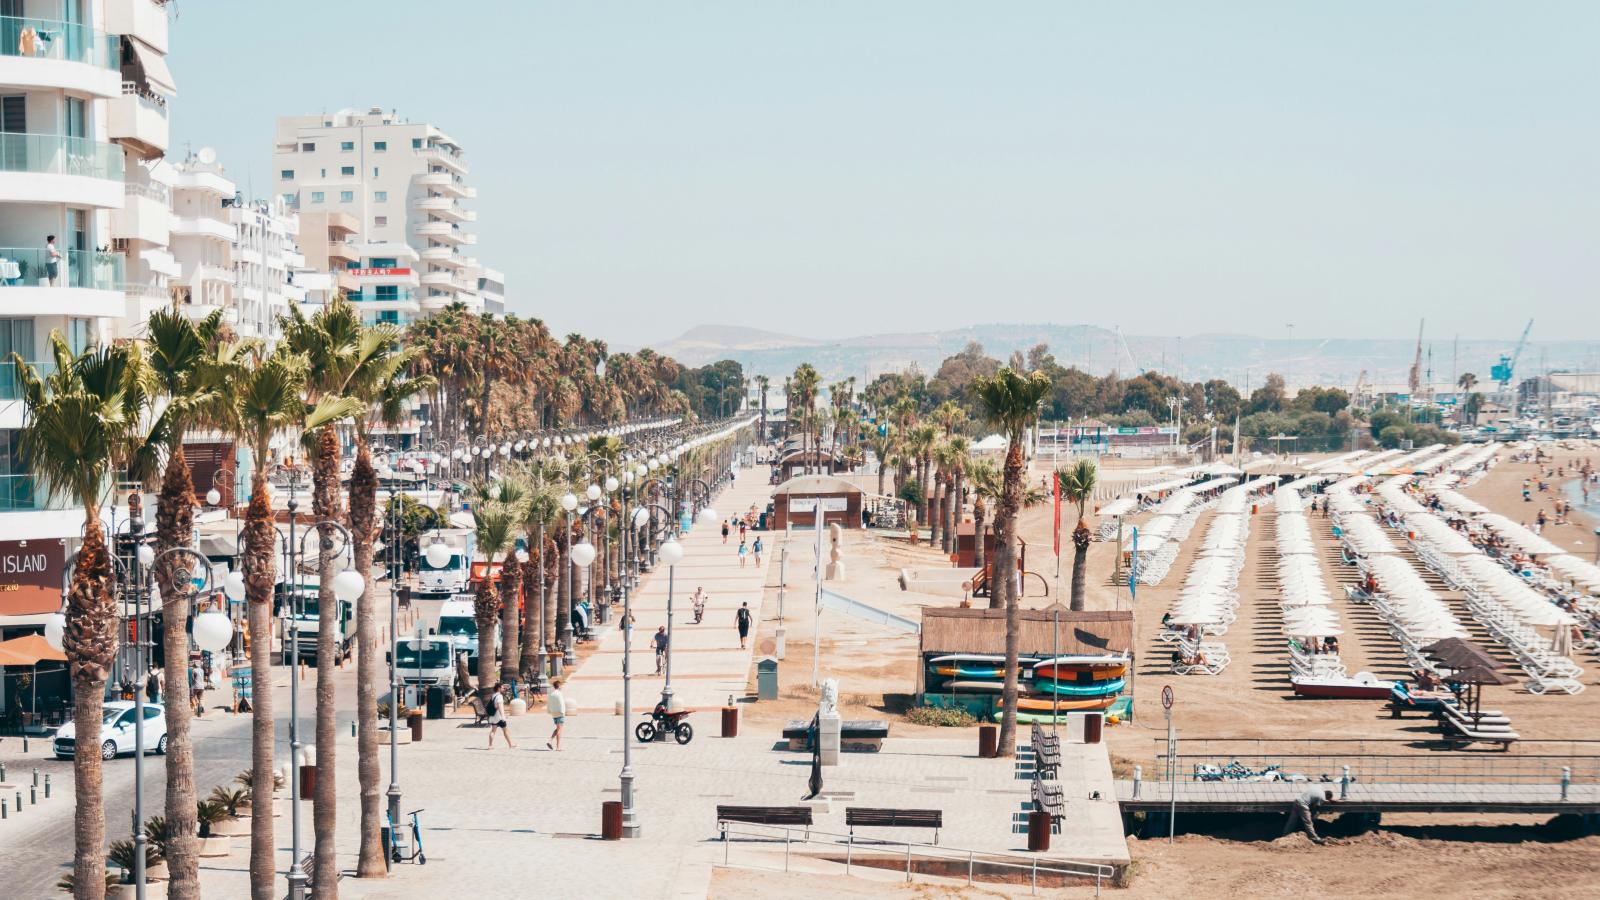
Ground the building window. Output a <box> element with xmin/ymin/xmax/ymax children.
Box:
<box><xmin>370</xmin><ymin>258</ymin><xmax>398</xmax><ymax>268</ymax></box>
<box><xmin>374</xmin><ymin>141</ymin><xmax>387</xmax><ymax>151</ymax></box>
<box><xmin>411</xmin><ymin>138</ymin><xmax>422</xmax><ymax>149</ymax></box>
<box><xmin>340</xmin><ymin>166</ymin><xmax>355</xmax><ymax>176</ymax></box>
<box><xmin>374</xmin><ymin>216</ymin><xmax>388</xmax><ymax>226</ymax></box>
<box><xmin>374</xmin><ymin>191</ymin><xmax>387</xmax><ymax>202</ymax></box>
<box><xmin>301</xmin><ymin>142</ymin><xmax>315</xmax><ymax>152</ymax></box>
<box><xmin>310</xmin><ymin>191</ymin><xmax>325</xmax><ymax>203</ymax></box>
<box><xmin>280</xmin><ymin>169</ymin><xmax>293</xmax><ymax>180</ymax></box>
<box><xmin>282</xmin><ymin>193</ymin><xmax>297</xmax><ymax>206</ymax></box>
<box><xmin>340</xmin><ymin>191</ymin><xmax>354</xmax><ymax>202</ymax></box>
<box><xmin>375</xmin><ymin>284</ymin><xmax>399</xmax><ymax>301</ymax></box>
<box><xmin>341</xmin><ymin>141</ymin><xmax>354</xmax><ymax>151</ymax></box>
<box><xmin>372</xmin><ymin>167</ymin><xmax>380</xmax><ymax>177</ymax></box>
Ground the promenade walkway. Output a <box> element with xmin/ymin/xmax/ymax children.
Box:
<box><xmin>563</xmin><ymin>473</ymin><xmax>776</xmax><ymax>714</ymax></box>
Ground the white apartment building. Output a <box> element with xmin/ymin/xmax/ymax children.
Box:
<box><xmin>272</xmin><ymin>108</ymin><xmax>494</xmax><ymax>325</ymax></box>
<box><xmin>478</xmin><ymin>266</ymin><xmax>505</xmax><ymax>316</ymax></box>
<box><xmin>0</xmin><ymin>0</ymin><xmax>174</xmax><ymax>636</ymax></box>
<box><xmin>230</xmin><ymin>194</ymin><xmax>304</xmax><ymax>343</ymax></box>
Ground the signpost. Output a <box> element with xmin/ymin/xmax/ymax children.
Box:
<box><xmin>1162</xmin><ymin>685</ymin><xmax>1176</xmax><ymax>843</ymax></box>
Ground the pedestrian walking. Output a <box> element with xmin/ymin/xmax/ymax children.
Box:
<box><xmin>145</xmin><ymin>665</ymin><xmax>160</xmax><ymax>704</ymax></box>
<box><xmin>653</xmin><ymin>626</ymin><xmax>669</xmax><ymax>675</ymax></box>
<box><xmin>722</xmin><ymin>520</ymin><xmax>730</xmax><ymax>544</ymax></box>
<box><xmin>736</xmin><ymin>602</ymin><xmax>752</xmax><ymax>650</ymax></box>
<box><xmin>739</xmin><ymin>521</ymin><xmax>748</xmax><ymax>542</ymax></box>
<box><xmin>1282</xmin><ymin>788</ymin><xmax>1335</xmax><ymax>843</ymax></box>
<box><xmin>752</xmin><ymin>536</ymin><xmax>763</xmax><ymax>567</ymax></box>
<box><xmin>546</xmin><ymin>678</ymin><xmax>566</xmax><ymax>751</ymax></box>
<box><xmin>190</xmin><ymin>659</ymin><xmax>206</xmax><ymax>717</ymax></box>
<box><xmin>486</xmin><ymin>683</ymin><xmax>515</xmax><ymax>749</ymax></box>
<box><xmin>738</xmin><ymin>540</ymin><xmax>748</xmax><ymax>568</ymax></box>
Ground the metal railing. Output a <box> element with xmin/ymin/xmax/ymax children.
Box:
<box><xmin>1142</xmin><ymin>737</ymin><xmax>1600</xmax><ymax>786</ymax></box>
<box><xmin>0</xmin><ymin>248</ymin><xmax>125</xmax><ymax>290</ymax></box>
<box><xmin>718</xmin><ymin>822</ymin><xmax>1113</xmax><ymax>896</ymax></box>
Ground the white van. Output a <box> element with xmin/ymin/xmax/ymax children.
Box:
<box><xmin>435</xmin><ymin>598</ymin><xmax>481</xmax><ymax>670</ymax></box>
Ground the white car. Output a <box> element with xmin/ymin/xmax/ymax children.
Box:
<box><xmin>53</xmin><ymin>701</ymin><xmax>168</xmax><ymax>760</ymax></box>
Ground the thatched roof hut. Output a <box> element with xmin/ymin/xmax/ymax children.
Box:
<box><xmin>919</xmin><ymin>605</ymin><xmax>1133</xmax><ymax>657</ymax></box>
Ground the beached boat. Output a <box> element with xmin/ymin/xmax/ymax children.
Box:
<box><xmin>929</xmin><ymin>654</ymin><xmax>1040</xmax><ymax>665</ymax></box>
<box><xmin>931</xmin><ymin>665</ymin><xmax>1028</xmax><ymax>678</ymax></box>
<box><xmin>1292</xmin><ymin>671</ymin><xmax>1396</xmax><ymax>700</ymax></box>
<box><xmin>1030</xmin><ymin>677</ymin><xmax>1125</xmax><ymax>697</ymax></box>
<box><xmin>1015</xmin><ymin>694</ymin><xmax>1118</xmax><ymax>712</ymax></box>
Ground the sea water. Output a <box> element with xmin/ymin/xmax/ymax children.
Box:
<box><xmin>1565</xmin><ymin>478</ymin><xmax>1600</xmax><ymax>527</ymax></box>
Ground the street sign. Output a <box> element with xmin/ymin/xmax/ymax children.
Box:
<box><xmin>1161</xmin><ymin>685</ymin><xmax>1174</xmax><ymax>710</ymax></box>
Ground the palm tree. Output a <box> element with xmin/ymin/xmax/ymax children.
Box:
<box><xmin>866</xmin><ymin>425</ymin><xmax>896</xmax><ymax>497</ymax></box>
<box><xmin>907</xmin><ymin>424</ymin><xmax>938</xmax><ymax>536</ymax></box>
<box><xmin>141</xmin><ymin>308</ymin><xmax>240</xmax><ymax>900</ymax></box>
<box><xmin>343</xmin><ymin>323</ymin><xmax>432</xmax><ymax>878</ymax></box>
<box><xmin>13</xmin><ymin>336</ymin><xmax>146</xmax><ymax>899</ymax></box>
<box><xmin>278</xmin><ymin>300</ymin><xmax>362</xmax><ymax>899</ymax></box>
<box><xmin>972</xmin><ymin>368</ymin><xmax>1052</xmax><ymax>759</ymax></box>
<box><xmin>514</xmin><ymin>466</ymin><xmax>562</xmax><ymax>687</ymax></box>
<box><xmin>1457</xmin><ymin>372</ymin><xmax>1478</xmax><ymax>424</ymax></box>
<box><xmin>755</xmin><ymin>374</ymin><xmax>770</xmax><ymax>439</ymax></box>
<box><xmin>471</xmin><ymin>498</ymin><xmax>519</xmax><ymax>686</ymax></box>
<box><xmin>968</xmin><ymin>459</ymin><xmax>1000</xmax><ymax>588</ymax></box>
<box><xmin>792</xmin><ymin>363</ymin><xmax>821</xmax><ymax>469</ymax></box>
<box><xmin>1057</xmin><ymin>459</ymin><xmax>1098</xmax><ymax>612</ymax></box>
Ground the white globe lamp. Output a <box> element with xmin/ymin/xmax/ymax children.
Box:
<box><xmin>570</xmin><ymin>541</ymin><xmax>597</xmax><ymax>568</ymax></box>
<box><xmin>136</xmin><ymin>544</ymin><xmax>155</xmax><ymax>567</ymax></box>
<box><xmin>585</xmin><ymin>484</ymin><xmax>601</xmax><ymax>502</ymax></box>
<box><xmin>660</xmin><ymin>539</ymin><xmax>684</xmax><ymax>567</ymax></box>
<box><xmin>205</xmin><ymin>487</ymin><xmax>222</xmax><ymax>506</ymax></box>
<box><xmin>698</xmin><ymin>507</ymin><xmax>719</xmax><ymax>526</ymax></box>
<box><xmin>633</xmin><ymin>508</ymin><xmax>650</xmax><ymax>529</ymax></box>
<box><xmin>425</xmin><ymin>541</ymin><xmax>453</xmax><ymax>569</ymax></box>
<box><xmin>605</xmin><ymin>475</ymin><xmax>619</xmax><ymax>493</ymax></box>
<box><xmin>223</xmin><ymin>570</ymin><xmax>247</xmax><ymax>602</ymax></box>
<box><xmin>332</xmin><ymin>568</ymin><xmax>365</xmax><ymax>602</ymax></box>
<box><xmin>192</xmin><ymin>610</ymin><xmax>234</xmax><ymax>653</ymax></box>
<box><xmin>561</xmin><ymin>493</ymin><xmax>579</xmax><ymax>512</ymax></box>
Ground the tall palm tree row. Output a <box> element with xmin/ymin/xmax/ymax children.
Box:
<box><xmin>972</xmin><ymin>368</ymin><xmax>1052</xmax><ymax>760</ymax></box>
<box><xmin>13</xmin><ymin>336</ymin><xmax>150</xmax><ymax>899</ymax></box>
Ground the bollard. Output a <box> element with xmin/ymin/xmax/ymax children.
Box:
<box><xmin>1133</xmin><ymin>765</ymin><xmax>1143</xmax><ymax>800</ymax></box>
<box><xmin>1562</xmin><ymin>766</ymin><xmax>1571</xmax><ymax>801</ymax></box>
<box><xmin>32</xmin><ymin>767</ymin><xmax>38</xmax><ymax>787</ymax></box>
<box><xmin>351</xmin><ymin>721</ymin><xmax>357</xmax><ymax>738</ymax></box>
<box><xmin>1</xmin><ymin>798</ymin><xmax>6</xmax><ymax>818</ymax></box>
<box><xmin>15</xmin><ymin>791</ymin><xmax>20</xmax><ymax>810</ymax></box>
<box><xmin>29</xmin><ymin>786</ymin><xmax>36</xmax><ymax>805</ymax></box>
<box><xmin>0</xmin><ymin>760</ymin><xmax>6</xmax><ymax>781</ymax></box>
<box><xmin>1341</xmin><ymin>765</ymin><xmax>1350</xmax><ymax>800</ymax></box>
<box><xmin>43</xmin><ymin>775</ymin><xmax>50</xmax><ymax>799</ymax></box>
<box><xmin>21</xmin><ymin>735</ymin><xmax>26</xmax><ymax>753</ymax></box>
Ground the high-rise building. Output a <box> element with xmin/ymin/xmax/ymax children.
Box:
<box><xmin>478</xmin><ymin>266</ymin><xmax>505</xmax><ymax>316</ymax></box>
<box><xmin>0</xmin><ymin>0</ymin><xmax>174</xmax><ymax>634</ymax></box>
<box><xmin>272</xmin><ymin>108</ymin><xmax>494</xmax><ymax>325</ymax></box>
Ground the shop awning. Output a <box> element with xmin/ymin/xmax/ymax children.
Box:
<box><xmin>0</xmin><ymin>633</ymin><xmax>66</xmax><ymax>665</ymax></box>
<box><xmin>128</xmin><ymin>38</ymin><xmax>177</xmax><ymax>95</ymax></box>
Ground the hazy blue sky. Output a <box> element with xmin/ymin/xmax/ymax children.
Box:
<box><xmin>170</xmin><ymin>2</ymin><xmax>1598</xmax><ymax>347</ymax></box>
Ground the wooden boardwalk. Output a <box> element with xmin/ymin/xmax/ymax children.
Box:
<box><xmin>1116</xmin><ymin>779</ymin><xmax>1600</xmax><ymax>815</ymax></box>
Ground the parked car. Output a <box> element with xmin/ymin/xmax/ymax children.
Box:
<box><xmin>53</xmin><ymin>701</ymin><xmax>168</xmax><ymax>760</ymax></box>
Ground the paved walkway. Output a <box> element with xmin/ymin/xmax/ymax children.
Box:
<box><xmin>564</xmin><ymin>474</ymin><xmax>775</xmax><ymax>714</ymax></box>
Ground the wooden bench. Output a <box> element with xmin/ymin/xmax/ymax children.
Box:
<box><xmin>716</xmin><ymin>805</ymin><xmax>814</xmax><ymax>840</ymax></box>
<box><xmin>782</xmin><ymin>719</ymin><xmax>890</xmax><ymax>752</ymax></box>
<box><xmin>846</xmin><ymin>807</ymin><xmax>943</xmax><ymax>844</ymax></box>
<box><xmin>1030</xmin><ymin>724</ymin><xmax>1062</xmax><ymax>777</ymax></box>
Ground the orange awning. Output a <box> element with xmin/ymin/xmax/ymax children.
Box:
<box><xmin>0</xmin><ymin>633</ymin><xmax>67</xmax><ymax>665</ymax></box>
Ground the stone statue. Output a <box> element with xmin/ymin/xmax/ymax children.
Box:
<box><xmin>819</xmin><ymin>678</ymin><xmax>839</xmax><ymax>717</ymax></box>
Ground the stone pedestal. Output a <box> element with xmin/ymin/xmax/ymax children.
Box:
<box><xmin>818</xmin><ymin>712</ymin><xmax>842</xmax><ymax>766</ymax></box>
<box><xmin>774</xmin><ymin>627</ymin><xmax>786</xmax><ymax>660</ymax></box>
<box><xmin>509</xmin><ymin>697</ymin><xmax>527</xmax><ymax>717</ymax></box>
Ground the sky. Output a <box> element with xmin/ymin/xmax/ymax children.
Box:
<box><xmin>169</xmin><ymin>2</ymin><xmax>1599</xmax><ymax>348</ymax></box>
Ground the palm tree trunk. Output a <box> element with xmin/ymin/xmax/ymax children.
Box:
<box><xmin>876</xmin><ymin>460</ymin><xmax>886</xmax><ymax>497</ymax></box>
<box><xmin>941</xmin><ymin>477</ymin><xmax>955</xmax><ymax>555</ymax></box>
<box><xmin>243</xmin><ymin>468</ymin><xmax>277</xmax><ymax>900</ymax></box>
<box><xmin>67</xmin><ymin>515</ymin><xmax>115</xmax><ymax>900</ymax></box>
<box><xmin>973</xmin><ymin>498</ymin><xmax>988</xmax><ymax>594</ymax></box>
<box><xmin>929</xmin><ymin>476</ymin><xmax>941</xmax><ymax>548</ymax></box>
<box><xmin>994</xmin><ymin>437</ymin><xmax>1025</xmax><ymax>758</ymax></box>
<box><xmin>1070</xmin><ymin>524</ymin><xmax>1091</xmax><ymax>613</ymax></box>
<box><xmin>154</xmin><ymin>447</ymin><xmax>199</xmax><ymax>899</ymax></box>
<box><xmin>348</xmin><ymin>440</ymin><xmax>385</xmax><ymax>877</ymax></box>
<box><xmin>520</xmin><ymin>550</ymin><xmax>539</xmax><ymax>684</ymax></box>
<box><xmin>310</xmin><ymin>423</ymin><xmax>342</xmax><ymax>899</ymax></box>
<box><xmin>543</xmin><ymin>537</ymin><xmax>559</xmax><ymax>668</ymax></box>
<box><xmin>475</xmin><ymin>573</ymin><xmax>501</xmax><ymax>687</ymax></box>
<box><xmin>500</xmin><ymin>556</ymin><xmax>521</xmax><ymax>688</ymax></box>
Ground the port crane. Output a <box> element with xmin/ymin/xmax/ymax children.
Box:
<box><xmin>1491</xmin><ymin>319</ymin><xmax>1534</xmax><ymax>393</ymax></box>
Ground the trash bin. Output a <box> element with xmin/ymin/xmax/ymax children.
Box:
<box><xmin>1027</xmin><ymin>810</ymin><xmax>1052</xmax><ymax>851</ymax></box>
<box><xmin>425</xmin><ymin>685</ymin><xmax>446</xmax><ymax>720</ymax></box>
<box><xmin>978</xmin><ymin>723</ymin><xmax>998</xmax><ymax>758</ymax></box>
<box><xmin>721</xmin><ymin>705</ymin><xmax>739</xmax><ymax>738</ymax></box>
<box><xmin>408</xmin><ymin>712</ymin><xmax>423</xmax><ymax>742</ymax></box>
<box><xmin>299</xmin><ymin>764</ymin><xmax>316</xmax><ymax>797</ymax></box>
<box><xmin>756</xmin><ymin>658</ymin><xmax>779</xmax><ymax>701</ymax></box>
<box><xmin>601</xmin><ymin>800</ymin><xmax>623</xmax><ymax>840</ymax></box>
<box><xmin>1083</xmin><ymin>712</ymin><xmax>1103</xmax><ymax>745</ymax></box>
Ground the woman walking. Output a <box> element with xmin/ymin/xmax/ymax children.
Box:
<box><xmin>736</xmin><ymin>602</ymin><xmax>752</xmax><ymax>650</ymax></box>
<box><xmin>486</xmin><ymin>683</ymin><xmax>515</xmax><ymax>749</ymax></box>
<box><xmin>546</xmin><ymin>678</ymin><xmax>567</xmax><ymax>751</ymax></box>
<box><xmin>721</xmin><ymin>519</ymin><xmax>730</xmax><ymax>544</ymax></box>
<box><xmin>737</xmin><ymin>540</ymin><xmax>748</xmax><ymax>568</ymax></box>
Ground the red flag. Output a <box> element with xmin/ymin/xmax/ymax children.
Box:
<box><xmin>1052</xmin><ymin>471</ymin><xmax>1061</xmax><ymax>556</ymax></box>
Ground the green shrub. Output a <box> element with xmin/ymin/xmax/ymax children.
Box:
<box><xmin>907</xmin><ymin>706</ymin><xmax>976</xmax><ymax>727</ymax></box>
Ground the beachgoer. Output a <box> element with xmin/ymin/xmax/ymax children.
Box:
<box><xmin>486</xmin><ymin>683</ymin><xmax>515</xmax><ymax>749</ymax></box>
<box><xmin>752</xmin><ymin>536</ymin><xmax>763</xmax><ymax>566</ymax></box>
<box><xmin>546</xmin><ymin>679</ymin><xmax>566</xmax><ymax>750</ymax></box>
<box><xmin>738</xmin><ymin>540</ymin><xmax>748</xmax><ymax>568</ymax></box>
<box><xmin>721</xmin><ymin>520</ymin><xmax>730</xmax><ymax>544</ymax></box>
<box><xmin>653</xmin><ymin>626</ymin><xmax>668</xmax><ymax>674</ymax></box>
<box><xmin>736</xmin><ymin>602</ymin><xmax>752</xmax><ymax>649</ymax></box>
<box><xmin>45</xmin><ymin>235</ymin><xmax>61</xmax><ymax>286</ymax></box>
<box><xmin>1282</xmin><ymin>788</ymin><xmax>1336</xmax><ymax>843</ymax></box>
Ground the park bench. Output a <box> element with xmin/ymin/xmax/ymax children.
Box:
<box><xmin>1030</xmin><ymin>776</ymin><xmax>1064</xmax><ymax>817</ymax></box>
<box><xmin>846</xmin><ymin>807</ymin><xmax>943</xmax><ymax>844</ymax></box>
<box><xmin>782</xmin><ymin>719</ymin><xmax>889</xmax><ymax>752</ymax></box>
<box><xmin>1030</xmin><ymin>723</ymin><xmax>1062</xmax><ymax>778</ymax></box>
<box><xmin>716</xmin><ymin>805</ymin><xmax>814</xmax><ymax>840</ymax></box>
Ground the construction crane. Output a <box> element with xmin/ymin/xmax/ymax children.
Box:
<box><xmin>1407</xmin><ymin>320</ymin><xmax>1425</xmax><ymax>397</ymax></box>
<box><xmin>1491</xmin><ymin>318</ymin><xmax>1534</xmax><ymax>391</ymax></box>
<box><xmin>1352</xmin><ymin>370</ymin><xmax>1368</xmax><ymax>408</ymax></box>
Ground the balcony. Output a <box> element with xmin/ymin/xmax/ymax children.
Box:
<box><xmin>0</xmin><ymin>14</ymin><xmax>122</xmax><ymax>98</ymax></box>
<box><xmin>113</xmin><ymin>182</ymin><xmax>171</xmax><ymax>245</ymax></box>
<box><xmin>105</xmin><ymin>0</ymin><xmax>171</xmax><ymax>54</ymax></box>
<box><xmin>419</xmin><ymin>271</ymin><xmax>453</xmax><ymax>288</ymax></box>
<box><xmin>328</xmin><ymin>242</ymin><xmax>358</xmax><ymax>264</ymax></box>
<box><xmin>420</xmin><ymin>246</ymin><xmax>456</xmax><ymax>263</ymax></box>
<box><xmin>414</xmin><ymin>145</ymin><xmax>467</xmax><ymax>175</ymax></box>
<box><xmin>0</xmin><ymin>248</ymin><xmax>126</xmax><ymax>318</ymax></box>
<box><xmin>412</xmin><ymin>196</ymin><xmax>453</xmax><ymax>213</ymax></box>
<box><xmin>0</xmin><ymin>133</ymin><xmax>125</xmax><ymax>207</ymax></box>
<box><xmin>108</xmin><ymin>86</ymin><xmax>169</xmax><ymax>159</ymax></box>
<box><xmin>324</xmin><ymin>211</ymin><xmax>359</xmax><ymax>238</ymax></box>
<box><xmin>171</xmin><ymin>215</ymin><xmax>234</xmax><ymax>242</ymax></box>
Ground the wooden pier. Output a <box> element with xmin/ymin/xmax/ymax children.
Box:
<box><xmin>1116</xmin><ymin>780</ymin><xmax>1600</xmax><ymax>815</ymax></box>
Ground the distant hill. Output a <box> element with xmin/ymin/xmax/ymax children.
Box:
<box><xmin>638</xmin><ymin>323</ymin><xmax>1597</xmax><ymax>392</ymax></box>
